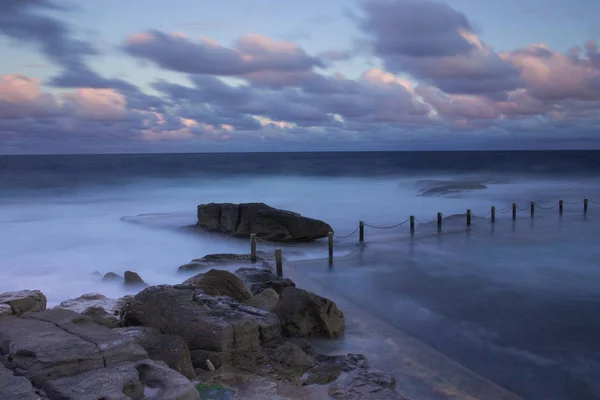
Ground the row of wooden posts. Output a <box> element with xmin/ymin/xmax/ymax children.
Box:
<box><xmin>250</xmin><ymin>199</ymin><xmax>591</xmax><ymax>275</ymax></box>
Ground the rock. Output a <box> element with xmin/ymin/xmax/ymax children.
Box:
<box><xmin>0</xmin><ymin>290</ymin><xmax>47</xmax><ymax>316</ymax></box>
<box><xmin>41</xmin><ymin>359</ymin><xmax>200</xmax><ymax>400</ymax></box>
<box><xmin>190</xmin><ymin>349</ymin><xmax>229</xmax><ymax>371</ymax></box>
<box><xmin>123</xmin><ymin>270</ymin><xmax>147</xmax><ymax>287</ymax></box>
<box><xmin>182</xmin><ymin>269</ymin><xmax>252</xmax><ymax>302</ymax></box>
<box><xmin>122</xmin><ymin>285</ymin><xmax>281</xmax><ymax>370</ymax></box>
<box><xmin>0</xmin><ymin>363</ymin><xmax>45</xmax><ymax>400</ymax></box>
<box><xmin>0</xmin><ymin>304</ymin><xmax>12</xmax><ymax>318</ymax></box>
<box><xmin>325</xmin><ymin>354</ymin><xmax>404</xmax><ymax>399</ymax></box>
<box><xmin>54</xmin><ymin>293</ymin><xmax>125</xmax><ymax>328</ymax></box>
<box><xmin>114</xmin><ymin>326</ymin><xmax>195</xmax><ymax>380</ymax></box>
<box><xmin>235</xmin><ymin>267</ymin><xmax>296</xmax><ymax>295</ymax></box>
<box><xmin>196</xmin><ymin>202</ymin><xmax>333</xmax><ymax>242</ymax></box>
<box><xmin>242</xmin><ymin>288</ymin><xmax>279</xmax><ymax>312</ymax></box>
<box><xmin>178</xmin><ymin>251</ymin><xmax>273</xmax><ymax>272</ymax></box>
<box><xmin>275</xmin><ymin>287</ymin><xmax>345</xmax><ymax>339</ymax></box>
<box><xmin>0</xmin><ymin>309</ymin><xmax>147</xmax><ymax>388</ymax></box>
<box><xmin>102</xmin><ymin>272</ymin><xmax>123</xmax><ymax>282</ymax></box>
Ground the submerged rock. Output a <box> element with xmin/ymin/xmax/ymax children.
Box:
<box><xmin>178</xmin><ymin>251</ymin><xmax>273</xmax><ymax>273</ymax></box>
<box><xmin>124</xmin><ymin>270</ymin><xmax>147</xmax><ymax>288</ymax></box>
<box><xmin>196</xmin><ymin>202</ymin><xmax>333</xmax><ymax>242</ymax></box>
<box><xmin>102</xmin><ymin>272</ymin><xmax>123</xmax><ymax>282</ymax></box>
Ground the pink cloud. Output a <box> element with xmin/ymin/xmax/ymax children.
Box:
<box><xmin>62</xmin><ymin>89</ymin><xmax>127</xmax><ymax>121</ymax></box>
<box><xmin>501</xmin><ymin>42</ymin><xmax>600</xmax><ymax>101</ymax></box>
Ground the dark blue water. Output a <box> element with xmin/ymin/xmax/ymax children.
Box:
<box><xmin>2</xmin><ymin>150</ymin><xmax>600</xmax><ymax>191</ymax></box>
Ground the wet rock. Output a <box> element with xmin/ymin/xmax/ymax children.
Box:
<box><xmin>0</xmin><ymin>290</ymin><xmax>47</xmax><ymax>316</ymax></box>
<box><xmin>41</xmin><ymin>359</ymin><xmax>200</xmax><ymax>400</ymax></box>
<box><xmin>123</xmin><ymin>270</ymin><xmax>147</xmax><ymax>287</ymax></box>
<box><xmin>0</xmin><ymin>309</ymin><xmax>147</xmax><ymax>387</ymax></box>
<box><xmin>54</xmin><ymin>293</ymin><xmax>125</xmax><ymax>328</ymax></box>
<box><xmin>235</xmin><ymin>267</ymin><xmax>295</xmax><ymax>295</ymax></box>
<box><xmin>242</xmin><ymin>288</ymin><xmax>279</xmax><ymax>312</ymax></box>
<box><xmin>102</xmin><ymin>272</ymin><xmax>123</xmax><ymax>282</ymax></box>
<box><xmin>0</xmin><ymin>363</ymin><xmax>45</xmax><ymax>400</ymax></box>
<box><xmin>325</xmin><ymin>354</ymin><xmax>403</xmax><ymax>399</ymax></box>
<box><xmin>182</xmin><ymin>269</ymin><xmax>252</xmax><ymax>302</ymax></box>
<box><xmin>0</xmin><ymin>303</ymin><xmax>12</xmax><ymax>318</ymax></box>
<box><xmin>196</xmin><ymin>202</ymin><xmax>333</xmax><ymax>242</ymax></box>
<box><xmin>275</xmin><ymin>287</ymin><xmax>345</xmax><ymax>339</ymax></box>
<box><xmin>115</xmin><ymin>326</ymin><xmax>195</xmax><ymax>380</ymax></box>
<box><xmin>122</xmin><ymin>285</ymin><xmax>281</xmax><ymax>369</ymax></box>
<box><xmin>178</xmin><ymin>251</ymin><xmax>273</xmax><ymax>273</ymax></box>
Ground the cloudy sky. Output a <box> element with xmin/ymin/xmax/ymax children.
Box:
<box><xmin>1</xmin><ymin>0</ymin><xmax>599</xmax><ymax>154</ymax></box>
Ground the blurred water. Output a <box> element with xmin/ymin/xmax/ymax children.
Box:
<box><xmin>297</xmin><ymin>210</ymin><xmax>600</xmax><ymax>400</ymax></box>
<box><xmin>1</xmin><ymin>151</ymin><xmax>600</xmax><ymax>399</ymax></box>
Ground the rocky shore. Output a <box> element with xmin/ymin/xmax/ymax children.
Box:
<box><xmin>0</xmin><ymin>262</ymin><xmax>406</xmax><ymax>399</ymax></box>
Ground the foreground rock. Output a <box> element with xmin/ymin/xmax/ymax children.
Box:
<box><xmin>115</xmin><ymin>326</ymin><xmax>195</xmax><ymax>380</ymax></box>
<box><xmin>196</xmin><ymin>202</ymin><xmax>333</xmax><ymax>242</ymax></box>
<box><xmin>0</xmin><ymin>308</ymin><xmax>199</xmax><ymax>399</ymax></box>
<box><xmin>178</xmin><ymin>251</ymin><xmax>275</xmax><ymax>273</ymax></box>
<box><xmin>275</xmin><ymin>287</ymin><xmax>345</xmax><ymax>339</ymax></box>
<box><xmin>235</xmin><ymin>267</ymin><xmax>295</xmax><ymax>295</ymax></box>
<box><xmin>0</xmin><ymin>290</ymin><xmax>47</xmax><ymax>317</ymax></box>
<box><xmin>0</xmin><ymin>363</ymin><xmax>45</xmax><ymax>400</ymax></box>
<box><xmin>54</xmin><ymin>293</ymin><xmax>128</xmax><ymax>328</ymax></box>
<box><xmin>242</xmin><ymin>288</ymin><xmax>279</xmax><ymax>312</ymax></box>
<box><xmin>182</xmin><ymin>269</ymin><xmax>252</xmax><ymax>302</ymax></box>
<box><xmin>42</xmin><ymin>359</ymin><xmax>199</xmax><ymax>400</ymax></box>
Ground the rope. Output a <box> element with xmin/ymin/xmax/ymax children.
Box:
<box><xmin>534</xmin><ymin>203</ymin><xmax>559</xmax><ymax>210</ymax></box>
<box><xmin>563</xmin><ymin>200</ymin><xmax>584</xmax><ymax>205</ymax></box>
<box><xmin>333</xmin><ymin>226</ymin><xmax>359</xmax><ymax>239</ymax></box>
<box><xmin>589</xmin><ymin>199</ymin><xmax>600</xmax><ymax>204</ymax></box>
<box><xmin>496</xmin><ymin>207</ymin><xmax>512</xmax><ymax>213</ymax></box>
<box><xmin>364</xmin><ymin>219</ymin><xmax>410</xmax><ymax>229</ymax></box>
<box><xmin>517</xmin><ymin>206</ymin><xmax>530</xmax><ymax>211</ymax></box>
<box><xmin>415</xmin><ymin>216</ymin><xmax>438</xmax><ymax>225</ymax></box>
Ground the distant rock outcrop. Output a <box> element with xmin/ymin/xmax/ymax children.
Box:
<box><xmin>196</xmin><ymin>202</ymin><xmax>333</xmax><ymax>242</ymax></box>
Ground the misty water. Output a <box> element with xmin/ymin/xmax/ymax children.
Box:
<box><xmin>1</xmin><ymin>151</ymin><xmax>600</xmax><ymax>399</ymax></box>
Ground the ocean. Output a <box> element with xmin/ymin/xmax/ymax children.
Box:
<box><xmin>1</xmin><ymin>150</ymin><xmax>600</xmax><ymax>399</ymax></box>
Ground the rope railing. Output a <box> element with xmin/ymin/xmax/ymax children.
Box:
<box><xmin>246</xmin><ymin>198</ymin><xmax>594</xmax><ymax>270</ymax></box>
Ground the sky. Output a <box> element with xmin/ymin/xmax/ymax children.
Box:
<box><xmin>0</xmin><ymin>0</ymin><xmax>599</xmax><ymax>154</ymax></box>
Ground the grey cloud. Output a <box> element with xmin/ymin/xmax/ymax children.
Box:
<box><xmin>124</xmin><ymin>31</ymin><xmax>323</xmax><ymax>76</ymax></box>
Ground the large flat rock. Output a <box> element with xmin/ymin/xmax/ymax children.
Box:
<box><xmin>0</xmin><ymin>363</ymin><xmax>45</xmax><ymax>400</ymax></box>
<box><xmin>123</xmin><ymin>285</ymin><xmax>281</xmax><ymax>365</ymax></box>
<box><xmin>41</xmin><ymin>360</ymin><xmax>200</xmax><ymax>400</ymax></box>
<box><xmin>0</xmin><ymin>290</ymin><xmax>46</xmax><ymax>316</ymax></box>
<box><xmin>0</xmin><ymin>309</ymin><xmax>147</xmax><ymax>388</ymax></box>
<box><xmin>196</xmin><ymin>202</ymin><xmax>333</xmax><ymax>242</ymax></box>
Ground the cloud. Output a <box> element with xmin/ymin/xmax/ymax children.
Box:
<box><xmin>0</xmin><ymin>0</ymin><xmax>95</xmax><ymax>71</ymax></box>
<box><xmin>123</xmin><ymin>31</ymin><xmax>323</xmax><ymax>76</ymax></box>
<box><xmin>359</xmin><ymin>0</ymin><xmax>522</xmax><ymax>96</ymax></box>
<box><xmin>501</xmin><ymin>41</ymin><xmax>600</xmax><ymax>101</ymax></box>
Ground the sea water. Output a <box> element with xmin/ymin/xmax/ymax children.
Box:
<box><xmin>1</xmin><ymin>151</ymin><xmax>600</xmax><ymax>399</ymax></box>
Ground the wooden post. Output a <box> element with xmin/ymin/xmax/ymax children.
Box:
<box><xmin>250</xmin><ymin>234</ymin><xmax>257</xmax><ymax>263</ymax></box>
<box><xmin>584</xmin><ymin>198</ymin><xmax>588</xmax><ymax>215</ymax></box>
<box><xmin>512</xmin><ymin>203</ymin><xmax>517</xmax><ymax>220</ymax></box>
<box><xmin>437</xmin><ymin>212</ymin><xmax>442</xmax><ymax>233</ymax></box>
<box><xmin>275</xmin><ymin>248</ymin><xmax>283</xmax><ymax>277</ymax></box>
<box><xmin>491</xmin><ymin>206</ymin><xmax>496</xmax><ymax>223</ymax></box>
<box><xmin>410</xmin><ymin>216</ymin><xmax>415</xmax><ymax>235</ymax></box>
<box><xmin>530</xmin><ymin>201</ymin><xmax>535</xmax><ymax>218</ymax></box>
<box><xmin>328</xmin><ymin>232</ymin><xmax>334</xmax><ymax>264</ymax></box>
<box><xmin>466</xmin><ymin>209</ymin><xmax>472</xmax><ymax>226</ymax></box>
<box><xmin>359</xmin><ymin>221</ymin><xmax>365</xmax><ymax>243</ymax></box>
<box><xmin>559</xmin><ymin>200</ymin><xmax>564</xmax><ymax>216</ymax></box>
